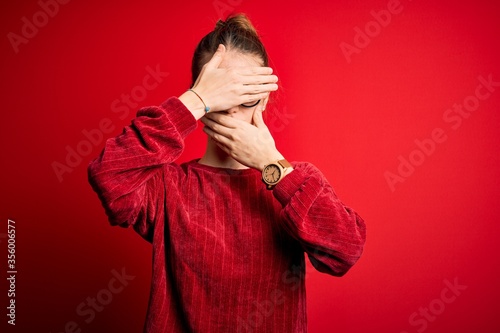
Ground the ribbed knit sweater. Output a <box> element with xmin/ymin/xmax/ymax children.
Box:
<box><xmin>87</xmin><ymin>97</ymin><xmax>366</xmax><ymax>333</ymax></box>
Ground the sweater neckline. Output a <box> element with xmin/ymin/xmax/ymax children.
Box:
<box><xmin>186</xmin><ymin>159</ymin><xmax>259</xmax><ymax>176</ymax></box>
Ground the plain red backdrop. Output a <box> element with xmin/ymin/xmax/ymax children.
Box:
<box><xmin>1</xmin><ymin>0</ymin><xmax>500</xmax><ymax>332</ymax></box>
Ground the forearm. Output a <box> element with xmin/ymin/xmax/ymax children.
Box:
<box><xmin>88</xmin><ymin>97</ymin><xmax>196</xmax><ymax>206</ymax></box>
<box><xmin>274</xmin><ymin>162</ymin><xmax>366</xmax><ymax>276</ymax></box>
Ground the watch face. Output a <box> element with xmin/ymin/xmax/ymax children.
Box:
<box><xmin>263</xmin><ymin>164</ymin><xmax>281</xmax><ymax>184</ymax></box>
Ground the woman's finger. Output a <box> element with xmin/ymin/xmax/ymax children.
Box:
<box><xmin>204</xmin><ymin>113</ymin><xmax>239</xmax><ymax>128</ymax></box>
<box><xmin>252</xmin><ymin>109</ymin><xmax>266</xmax><ymax>128</ymax></box>
<box><xmin>203</xmin><ymin>125</ymin><xmax>232</xmax><ymax>147</ymax></box>
<box><xmin>236</xmin><ymin>92</ymin><xmax>275</xmax><ymax>105</ymax></box>
<box><xmin>238</xmin><ymin>67</ymin><xmax>274</xmax><ymax>75</ymax></box>
<box><xmin>204</xmin><ymin>44</ymin><xmax>226</xmax><ymax>70</ymax></box>
<box><xmin>240</xmin><ymin>74</ymin><xmax>279</xmax><ymax>85</ymax></box>
<box><xmin>240</xmin><ymin>84</ymin><xmax>279</xmax><ymax>95</ymax></box>
<box><xmin>201</xmin><ymin>116</ymin><xmax>234</xmax><ymax>137</ymax></box>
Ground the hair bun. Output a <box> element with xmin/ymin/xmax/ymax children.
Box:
<box><xmin>215</xmin><ymin>19</ymin><xmax>225</xmax><ymax>30</ymax></box>
<box><xmin>215</xmin><ymin>14</ymin><xmax>258</xmax><ymax>37</ymax></box>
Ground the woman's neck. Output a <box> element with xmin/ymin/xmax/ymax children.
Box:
<box><xmin>198</xmin><ymin>138</ymin><xmax>249</xmax><ymax>170</ymax></box>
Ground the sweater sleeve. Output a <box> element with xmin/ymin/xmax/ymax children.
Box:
<box><xmin>87</xmin><ymin>97</ymin><xmax>197</xmax><ymax>241</ymax></box>
<box><xmin>273</xmin><ymin>162</ymin><xmax>366</xmax><ymax>277</ymax></box>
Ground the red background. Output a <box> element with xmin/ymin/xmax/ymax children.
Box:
<box><xmin>1</xmin><ymin>0</ymin><xmax>500</xmax><ymax>332</ymax></box>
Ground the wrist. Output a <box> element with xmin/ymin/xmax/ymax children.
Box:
<box><xmin>258</xmin><ymin>152</ymin><xmax>284</xmax><ymax>172</ymax></box>
<box><xmin>178</xmin><ymin>91</ymin><xmax>207</xmax><ymax>120</ymax></box>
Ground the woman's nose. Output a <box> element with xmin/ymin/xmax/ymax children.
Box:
<box><xmin>226</xmin><ymin>105</ymin><xmax>240</xmax><ymax>114</ymax></box>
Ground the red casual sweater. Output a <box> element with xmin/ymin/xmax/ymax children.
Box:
<box><xmin>88</xmin><ymin>97</ymin><xmax>366</xmax><ymax>333</ymax></box>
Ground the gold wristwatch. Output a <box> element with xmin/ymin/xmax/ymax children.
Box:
<box><xmin>261</xmin><ymin>159</ymin><xmax>292</xmax><ymax>190</ymax></box>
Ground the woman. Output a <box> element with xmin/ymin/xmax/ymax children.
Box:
<box><xmin>88</xmin><ymin>14</ymin><xmax>366</xmax><ymax>333</ymax></box>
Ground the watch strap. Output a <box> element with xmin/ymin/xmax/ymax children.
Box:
<box><xmin>277</xmin><ymin>159</ymin><xmax>292</xmax><ymax>169</ymax></box>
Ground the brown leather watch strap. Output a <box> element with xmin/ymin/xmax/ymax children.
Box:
<box><xmin>277</xmin><ymin>159</ymin><xmax>292</xmax><ymax>169</ymax></box>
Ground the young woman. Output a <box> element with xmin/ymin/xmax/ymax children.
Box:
<box><xmin>88</xmin><ymin>14</ymin><xmax>366</xmax><ymax>333</ymax></box>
